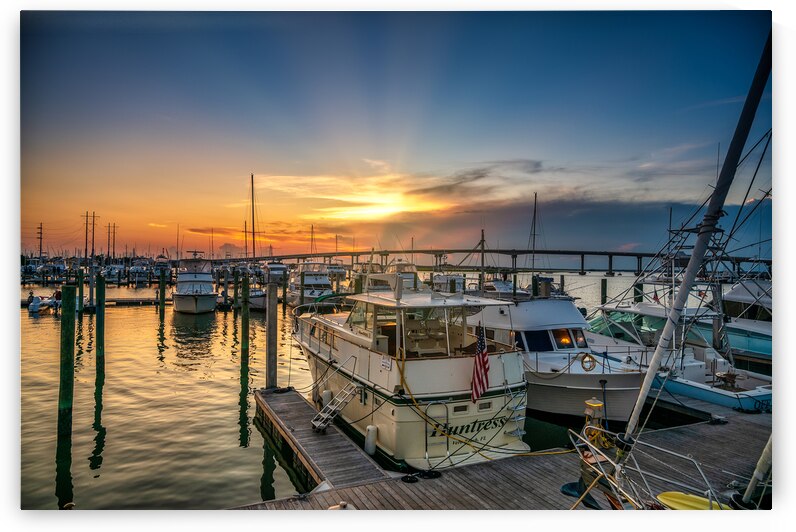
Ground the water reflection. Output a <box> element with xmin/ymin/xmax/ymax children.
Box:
<box><xmin>75</xmin><ymin>318</ymin><xmax>84</xmax><ymax>370</ymax></box>
<box><xmin>54</xmin><ymin>407</ymin><xmax>73</xmax><ymax>509</ymax></box>
<box><xmin>258</xmin><ymin>423</ymin><xmax>276</xmax><ymax>502</ymax></box>
<box><xmin>170</xmin><ymin>312</ymin><xmax>218</xmax><ymax>373</ymax></box>
<box><xmin>239</xmin><ymin>351</ymin><xmax>250</xmax><ymax>448</ymax></box>
<box><xmin>156</xmin><ymin>314</ymin><xmax>168</xmax><ymax>365</ymax></box>
<box><xmin>89</xmin><ymin>350</ymin><xmax>106</xmax><ymax>474</ymax></box>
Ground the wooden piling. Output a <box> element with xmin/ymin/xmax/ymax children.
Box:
<box><xmin>58</xmin><ymin>285</ymin><xmax>77</xmax><ymax>415</ymax></box>
<box><xmin>266</xmin><ymin>283</ymin><xmax>278</xmax><ymax>389</ymax></box>
<box><xmin>241</xmin><ymin>273</ymin><xmax>250</xmax><ymax>356</ymax></box>
<box><xmin>56</xmin><ymin>284</ymin><xmax>75</xmax><ymax>511</ymax></box>
<box><xmin>233</xmin><ymin>269</ymin><xmax>240</xmax><ymax>308</ymax></box>
<box><xmin>559</xmin><ymin>274</ymin><xmax>565</xmax><ymax>293</ymax></box>
<box><xmin>96</xmin><ymin>274</ymin><xmax>105</xmax><ymax>358</ymax></box>
<box><xmin>77</xmin><ymin>270</ymin><xmax>84</xmax><ymax>313</ymax></box>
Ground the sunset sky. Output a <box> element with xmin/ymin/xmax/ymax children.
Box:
<box><xmin>20</xmin><ymin>11</ymin><xmax>772</xmax><ymax>264</ymax></box>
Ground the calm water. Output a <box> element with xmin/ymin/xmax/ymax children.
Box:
<box><xmin>20</xmin><ymin>274</ymin><xmax>637</xmax><ymax>509</ymax></box>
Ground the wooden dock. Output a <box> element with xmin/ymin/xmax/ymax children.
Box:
<box><xmin>236</xmin><ymin>390</ymin><xmax>771</xmax><ymax>510</ymax></box>
<box><xmin>252</xmin><ymin>389</ymin><xmax>392</xmax><ymax>490</ymax></box>
<box><xmin>21</xmin><ymin>297</ymin><xmax>172</xmax><ymax>308</ymax></box>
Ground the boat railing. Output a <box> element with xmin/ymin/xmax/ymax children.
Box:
<box><xmin>567</xmin><ymin>426</ymin><xmax>725</xmax><ymax>510</ymax></box>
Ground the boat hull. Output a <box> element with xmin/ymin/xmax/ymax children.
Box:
<box><xmin>173</xmin><ymin>293</ymin><xmax>217</xmax><ymax>314</ymax></box>
<box><xmin>654</xmin><ymin>375</ymin><xmax>772</xmax><ymax>413</ymax></box>
<box><xmin>525</xmin><ymin>370</ymin><xmax>643</xmax><ymax>422</ymax></box>
<box><xmin>302</xmin><ymin>346</ymin><xmax>529</xmax><ymax>471</ymax></box>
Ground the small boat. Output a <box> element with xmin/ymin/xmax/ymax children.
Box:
<box><xmin>286</xmin><ymin>261</ymin><xmax>334</xmax><ymax>306</ymax></box>
<box><xmin>172</xmin><ymin>253</ymin><xmax>217</xmax><ymax>314</ymax></box>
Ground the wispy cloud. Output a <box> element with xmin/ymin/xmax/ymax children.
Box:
<box><xmin>148</xmin><ymin>222</ymin><xmax>167</xmax><ymax>228</ymax></box>
<box><xmin>678</xmin><ymin>95</ymin><xmax>745</xmax><ymax>113</ymax></box>
<box><xmin>362</xmin><ymin>158</ymin><xmax>392</xmax><ymax>173</ymax></box>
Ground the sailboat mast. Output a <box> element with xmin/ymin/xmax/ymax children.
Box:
<box><xmin>622</xmin><ymin>31</ymin><xmax>771</xmax><ymax>446</ymax></box>
<box><xmin>244</xmin><ymin>220</ymin><xmax>248</xmax><ymax>259</ymax></box>
<box><xmin>480</xmin><ymin>228</ymin><xmax>485</xmax><ymax>296</ymax></box>
<box><xmin>251</xmin><ymin>173</ymin><xmax>256</xmax><ymax>259</ymax></box>
<box><xmin>531</xmin><ymin>192</ymin><xmax>537</xmax><ymax>276</ymax></box>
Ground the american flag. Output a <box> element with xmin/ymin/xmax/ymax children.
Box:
<box><xmin>652</xmin><ymin>288</ymin><xmax>660</xmax><ymax>303</ymax></box>
<box><xmin>471</xmin><ymin>323</ymin><xmax>490</xmax><ymax>402</ymax></box>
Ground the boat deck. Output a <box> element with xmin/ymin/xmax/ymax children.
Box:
<box><xmin>237</xmin><ymin>390</ymin><xmax>771</xmax><ymax>510</ymax></box>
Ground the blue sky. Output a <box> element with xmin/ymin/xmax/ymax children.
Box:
<box><xmin>20</xmin><ymin>10</ymin><xmax>772</xmax><ymax>258</ymax></box>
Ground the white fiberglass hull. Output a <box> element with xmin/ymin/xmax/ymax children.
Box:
<box><xmin>173</xmin><ymin>293</ymin><xmax>217</xmax><ymax>314</ymax></box>
<box><xmin>302</xmin><ymin>346</ymin><xmax>529</xmax><ymax>471</ymax></box>
<box><xmin>525</xmin><ymin>370</ymin><xmax>643</xmax><ymax>422</ymax></box>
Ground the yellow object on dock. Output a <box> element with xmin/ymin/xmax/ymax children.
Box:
<box><xmin>656</xmin><ymin>491</ymin><xmax>732</xmax><ymax>510</ymax></box>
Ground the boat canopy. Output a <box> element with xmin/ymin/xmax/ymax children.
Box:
<box><xmin>723</xmin><ymin>280</ymin><xmax>771</xmax><ymax>308</ymax></box>
<box><xmin>347</xmin><ymin>290</ymin><xmax>510</xmax><ymax>309</ymax></box>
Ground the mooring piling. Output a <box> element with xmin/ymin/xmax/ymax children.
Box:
<box><xmin>266</xmin><ymin>282</ymin><xmax>278</xmax><ymax>389</ymax></box>
<box><xmin>96</xmin><ymin>274</ymin><xmax>105</xmax><ymax>358</ymax></box>
<box><xmin>241</xmin><ymin>272</ymin><xmax>250</xmax><ymax>357</ymax></box>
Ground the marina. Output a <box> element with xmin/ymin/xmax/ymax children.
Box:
<box><xmin>17</xmin><ymin>8</ymin><xmax>777</xmax><ymax>515</ymax></box>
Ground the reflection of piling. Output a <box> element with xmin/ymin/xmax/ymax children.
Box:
<box><xmin>96</xmin><ymin>274</ymin><xmax>105</xmax><ymax>358</ymax></box>
<box><xmin>266</xmin><ymin>283</ymin><xmax>278</xmax><ymax>389</ymax></box>
<box><xmin>57</xmin><ymin>284</ymin><xmax>76</xmax><ymax>509</ymax></box>
<box><xmin>241</xmin><ymin>273</ymin><xmax>250</xmax><ymax>357</ymax></box>
<box><xmin>159</xmin><ymin>269</ymin><xmax>166</xmax><ymax>315</ymax></box>
<box><xmin>223</xmin><ymin>270</ymin><xmax>229</xmax><ymax>306</ymax></box>
<box><xmin>239</xmin><ymin>346</ymin><xmax>250</xmax><ymax>448</ymax></box>
<box><xmin>600</xmin><ymin>278</ymin><xmax>608</xmax><ymax>305</ymax></box>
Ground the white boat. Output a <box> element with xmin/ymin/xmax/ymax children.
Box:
<box><xmin>129</xmin><ymin>259</ymin><xmax>151</xmax><ymax>284</ymax></box>
<box><xmin>103</xmin><ymin>263</ymin><xmax>126</xmax><ymax>283</ymax></box>
<box><xmin>429</xmin><ymin>273</ymin><xmax>466</xmax><ymax>293</ymax></box>
<box><xmin>384</xmin><ymin>259</ymin><xmax>422</xmax><ymax>290</ymax></box>
<box><xmin>234</xmin><ymin>286</ymin><xmax>267</xmax><ymax>310</ymax></box>
<box><xmin>295</xmin><ymin>275</ymin><xmax>530</xmax><ymax>471</ymax></box>
<box><xmin>468</xmin><ymin>278</ymin><xmax>531</xmax><ymax>300</ymax></box>
<box><xmin>153</xmin><ymin>253</ymin><xmax>171</xmax><ymax>278</ymax></box>
<box><xmin>264</xmin><ymin>261</ymin><xmax>288</xmax><ymax>283</ymax></box>
<box><xmin>172</xmin><ymin>255</ymin><xmax>217</xmax><ymax>314</ymax></box>
<box><xmin>586</xmin><ymin>298</ymin><xmax>772</xmax><ymax>412</ymax></box>
<box><xmin>327</xmin><ymin>260</ymin><xmax>347</xmax><ymax>282</ymax></box>
<box><xmin>286</xmin><ymin>261</ymin><xmax>334</xmax><ymax>306</ymax></box>
<box><xmin>471</xmin><ymin>296</ymin><xmax>644</xmax><ymax>423</ymax></box>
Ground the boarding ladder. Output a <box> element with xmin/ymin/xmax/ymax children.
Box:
<box><xmin>311</xmin><ymin>382</ymin><xmax>360</xmax><ymax>432</ymax></box>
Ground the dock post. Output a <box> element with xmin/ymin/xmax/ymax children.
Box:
<box><xmin>266</xmin><ymin>283</ymin><xmax>278</xmax><ymax>389</ymax></box>
<box><xmin>600</xmin><ymin>278</ymin><xmax>608</xmax><ymax>305</ymax></box>
<box><xmin>607</xmin><ymin>255</ymin><xmax>614</xmax><ymax>276</ymax></box>
<box><xmin>633</xmin><ymin>282</ymin><xmax>643</xmax><ymax>303</ymax></box>
<box><xmin>241</xmin><ymin>272</ymin><xmax>250</xmax><ymax>357</ymax></box>
<box><xmin>559</xmin><ymin>274</ymin><xmax>565</xmax><ymax>293</ymax></box>
<box><xmin>580</xmin><ymin>254</ymin><xmax>586</xmax><ymax>275</ymax></box>
<box><xmin>77</xmin><ymin>270</ymin><xmax>84</xmax><ymax>314</ymax></box>
<box><xmin>159</xmin><ymin>269</ymin><xmax>166</xmax><ymax>315</ymax></box>
<box><xmin>89</xmin><ymin>267</ymin><xmax>95</xmax><ymax>309</ymax></box>
<box><xmin>96</xmin><ymin>273</ymin><xmax>105</xmax><ymax>358</ymax></box>
<box><xmin>512</xmin><ymin>254</ymin><xmax>518</xmax><ymax>298</ymax></box>
<box><xmin>299</xmin><ymin>271</ymin><xmax>305</xmax><ymax>306</ymax></box>
<box><xmin>281</xmin><ymin>278</ymin><xmax>287</xmax><ymax>306</ymax></box>
<box><xmin>354</xmin><ymin>275</ymin><xmax>363</xmax><ymax>294</ymax></box>
<box><xmin>222</xmin><ymin>270</ymin><xmax>229</xmax><ymax>306</ymax></box>
<box><xmin>636</xmin><ymin>256</ymin><xmax>643</xmax><ymax>276</ymax></box>
<box><xmin>449</xmin><ymin>278</ymin><xmax>456</xmax><ymax>293</ymax></box>
<box><xmin>233</xmin><ymin>269</ymin><xmax>240</xmax><ymax>309</ymax></box>
<box><xmin>56</xmin><ymin>284</ymin><xmax>76</xmax><ymax>509</ymax></box>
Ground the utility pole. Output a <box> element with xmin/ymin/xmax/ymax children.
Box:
<box><xmin>90</xmin><ymin>212</ymin><xmax>97</xmax><ymax>263</ymax></box>
<box><xmin>251</xmin><ymin>173</ymin><xmax>256</xmax><ymax>259</ymax></box>
<box><xmin>83</xmin><ymin>211</ymin><xmax>89</xmax><ymax>266</ymax></box>
<box><xmin>37</xmin><ymin>222</ymin><xmax>43</xmax><ymax>260</ymax></box>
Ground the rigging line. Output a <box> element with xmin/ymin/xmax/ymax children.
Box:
<box><xmin>726</xmin><ymin>132</ymin><xmax>772</xmax><ymax>239</ymax></box>
<box><xmin>735</xmin><ymin>128</ymin><xmax>773</xmax><ymax>169</ymax></box>
<box><xmin>727</xmin><ymin>188</ymin><xmax>772</xmax><ymax>244</ymax></box>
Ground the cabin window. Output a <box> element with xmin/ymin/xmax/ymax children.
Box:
<box><xmin>572</xmin><ymin>329</ymin><xmax>588</xmax><ymax>348</ymax></box>
<box><xmin>723</xmin><ymin>301</ymin><xmax>771</xmax><ymax>322</ymax></box>
<box><xmin>347</xmin><ymin>302</ymin><xmax>374</xmax><ymax>331</ymax></box>
<box><xmin>523</xmin><ymin>330</ymin><xmax>554</xmax><ymax>352</ymax></box>
<box><xmin>552</xmin><ymin>328</ymin><xmax>575</xmax><ymax>349</ymax></box>
<box><xmin>478</xmin><ymin>401</ymin><xmax>492</xmax><ymax>412</ymax></box>
<box><xmin>453</xmin><ymin>404</ymin><xmax>468</xmax><ymax>415</ymax></box>
<box><xmin>486</xmin><ymin>328</ymin><xmax>495</xmax><ymax>340</ymax></box>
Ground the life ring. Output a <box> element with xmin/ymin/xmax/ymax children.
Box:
<box><xmin>580</xmin><ymin>353</ymin><xmax>596</xmax><ymax>372</ymax></box>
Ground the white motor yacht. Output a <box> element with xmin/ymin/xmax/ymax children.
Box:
<box><xmin>286</xmin><ymin>261</ymin><xmax>334</xmax><ymax>306</ymax></box>
<box><xmin>173</xmin><ymin>255</ymin><xmax>217</xmax><ymax>314</ymax></box>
